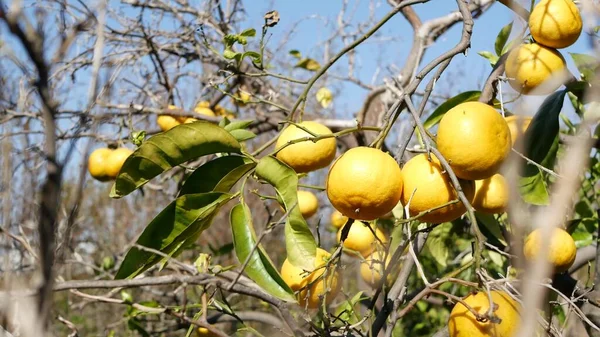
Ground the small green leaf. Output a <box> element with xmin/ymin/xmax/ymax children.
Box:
<box><xmin>224</xmin><ymin>120</ymin><xmax>254</xmax><ymax>131</ymax></box>
<box><xmin>240</xmin><ymin>28</ymin><xmax>256</xmax><ymax>37</ymax></box>
<box><xmin>289</xmin><ymin>50</ymin><xmax>302</xmax><ymax>59</ymax></box>
<box><xmin>495</xmin><ymin>21</ymin><xmax>513</xmax><ymax>56</ymax></box>
<box><xmin>229</xmin><ymin>129</ymin><xmax>257</xmax><ymax>142</ymax></box>
<box><xmin>224</xmin><ymin>34</ymin><xmax>237</xmax><ymax>48</ymax></box>
<box><xmin>255</xmin><ymin>156</ymin><xmax>317</xmax><ymax>270</ymax></box>
<box><xmin>110</xmin><ymin>122</ymin><xmax>240</xmax><ymax>198</ymax></box>
<box><xmin>179</xmin><ymin>155</ymin><xmax>254</xmax><ymax>196</ymax></box>
<box><xmin>224</xmin><ymin>49</ymin><xmax>238</xmax><ymax>59</ymax></box>
<box><xmin>475</xmin><ymin>212</ymin><xmax>507</xmax><ymax>247</ymax></box>
<box><xmin>424</xmin><ymin>91</ymin><xmax>482</xmax><ymax>129</ymax></box>
<box><xmin>115</xmin><ymin>192</ymin><xmax>234</xmax><ymax>279</ymax></box>
<box><xmin>294</xmin><ymin>58</ymin><xmax>321</xmax><ymax>71</ymax></box>
<box><xmin>478</xmin><ymin>51</ymin><xmax>499</xmax><ymax>67</ymax></box>
<box><xmin>569</xmin><ymin>53</ymin><xmax>598</xmax><ymax>81</ymax></box>
<box><xmin>242</xmin><ymin>51</ymin><xmax>261</xmax><ymax>63</ymax></box>
<box><xmin>519</xmin><ymin>170</ymin><xmax>549</xmax><ymax>205</ymax></box>
<box><xmin>333</xmin><ymin>291</ymin><xmax>365</xmax><ymax>325</ymax></box>
<box><xmin>230</xmin><ymin>203</ymin><xmax>295</xmax><ymax>301</ymax></box>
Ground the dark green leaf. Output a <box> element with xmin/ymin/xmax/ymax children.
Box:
<box><xmin>255</xmin><ymin>156</ymin><xmax>317</xmax><ymax>270</ymax></box>
<box><xmin>115</xmin><ymin>192</ymin><xmax>234</xmax><ymax>279</ymax></box>
<box><xmin>518</xmin><ymin>170</ymin><xmax>549</xmax><ymax>205</ymax></box>
<box><xmin>224</xmin><ymin>120</ymin><xmax>254</xmax><ymax>131</ymax></box>
<box><xmin>289</xmin><ymin>50</ymin><xmax>302</xmax><ymax>59</ymax></box>
<box><xmin>208</xmin><ymin>242</ymin><xmax>235</xmax><ymax>256</ymax></box>
<box><xmin>423</xmin><ymin>91</ymin><xmax>482</xmax><ymax>129</ymax></box>
<box><xmin>495</xmin><ymin>22</ymin><xmax>513</xmax><ymax>56</ymax></box>
<box><xmin>110</xmin><ymin>122</ymin><xmax>240</xmax><ymax>198</ymax></box>
<box><xmin>224</xmin><ymin>49</ymin><xmax>238</xmax><ymax>59</ymax></box>
<box><xmin>229</xmin><ymin>129</ymin><xmax>256</xmax><ymax>142</ymax></box>
<box><xmin>294</xmin><ymin>58</ymin><xmax>320</xmax><ymax>71</ymax></box>
<box><xmin>478</xmin><ymin>51</ymin><xmax>499</xmax><ymax>67</ymax></box>
<box><xmin>475</xmin><ymin>212</ymin><xmax>507</xmax><ymax>247</ymax></box>
<box><xmin>127</xmin><ymin>319</ymin><xmax>150</xmax><ymax>337</ymax></box>
<box><xmin>179</xmin><ymin>155</ymin><xmax>254</xmax><ymax>196</ymax></box>
<box><xmin>240</xmin><ymin>28</ymin><xmax>256</xmax><ymax>37</ymax></box>
<box><xmin>230</xmin><ymin>203</ymin><xmax>295</xmax><ymax>301</ymax></box>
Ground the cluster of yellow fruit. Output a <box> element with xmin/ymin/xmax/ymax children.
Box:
<box><xmin>88</xmin><ymin>147</ymin><xmax>133</xmax><ymax>182</ymax></box>
<box><xmin>157</xmin><ymin>102</ymin><xmax>231</xmax><ymax>132</ymax></box>
<box><xmin>505</xmin><ymin>0</ymin><xmax>582</xmax><ymax>95</ymax></box>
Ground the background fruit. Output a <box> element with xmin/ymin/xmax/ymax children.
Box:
<box><xmin>401</xmin><ymin>154</ymin><xmax>474</xmax><ymax>223</ymax></box>
<box><xmin>297</xmin><ymin>190</ymin><xmax>319</xmax><ymax>219</ymax></box>
<box><xmin>360</xmin><ymin>250</ymin><xmax>395</xmax><ymax>286</ymax></box>
<box><xmin>472</xmin><ymin>174</ymin><xmax>509</xmax><ymax>214</ymax></box>
<box><xmin>505</xmin><ymin>43</ymin><xmax>567</xmax><ymax>94</ymax></box>
<box><xmin>448</xmin><ymin>290</ymin><xmax>520</xmax><ymax>337</ymax></box>
<box><xmin>88</xmin><ymin>148</ymin><xmax>113</xmax><ymax>181</ymax></box>
<box><xmin>157</xmin><ymin>115</ymin><xmax>181</xmax><ymax>132</ymax></box>
<box><xmin>194</xmin><ymin>327</ymin><xmax>220</xmax><ymax>337</ymax></box>
<box><xmin>330</xmin><ymin>210</ymin><xmax>348</xmax><ymax>228</ymax></box>
<box><xmin>505</xmin><ymin>115</ymin><xmax>532</xmax><ymax>146</ymax></box>
<box><xmin>437</xmin><ymin>101</ymin><xmax>511</xmax><ymax>180</ymax></box>
<box><xmin>275</xmin><ymin>121</ymin><xmax>337</xmax><ymax>173</ymax></box>
<box><xmin>327</xmin><ymin>147</ymin><xmax>403</xmax><ymax>220</ymax></box>
<box><xmin>105</xmin><ymin>148</ymin><xmax>133</xmax><ymax>178</ymax></box>
<box><xmin>280</xmin><ymin>248</ymin><xmax>341</xmax><ymax>308</ymax></box>
<box><xmin>524</xmin><ymin>228</ymin><xmax>577</xmax><ymax>273</ymax></box>
<box><xmin>336</xmin><ymin>221</ymin><xmax>387</xmax><ymax>257</ymax></box>
<box><xmin>529</xmin><ymin>0</ymin><xmax>582</xmax><ymax>49</ymax></box>
<box><xmin>194</xmin><ymin>105</ymin><xmax>216</xmax><ymax>117</ymax></box>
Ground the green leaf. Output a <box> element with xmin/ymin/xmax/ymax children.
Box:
<box><xmin>294</xmin><ymin>58</ymin><xmax>321</xmax><ymax>71</ymax></box>
<box><xmin>569</xmin><ymin>53</ymin><xmax>598</xmax><ymax>81</ymax></box>
<box><xmin>478</xmin><ymin>51</ymin><xmax>499</xmax><ymax>66</ymax></box>
<box><xmin>127</xmin><ymin>318</ymin><xmax>150</xmax><ymax>337</ymax></box>
<box><xmin>518</xmin><ymin>170</ymin><xmax>549</xmax><ymax>205</ymax></box>
<box><xmin>115</xmin><ymin>192</ymin><xmax>234</xmax><ymax>279</ymax></box>
<box><xmin>224</xmin><ymin>34</ymin><xmax>237</xmax><ymax>48</ymax></box>
<box><xmin>224</xmin><ymin>120</ymin><xmax>254</xmax><ymax>131</ymax></box>
<box><xmin>289</xmin><ymin>50</ymin><xmax>302</xmax><ymax>59</ymax></box>
<box><xmin>424</xmin><ymin>222</ymin><xmax>452</xmax><ymax>268</ymax></box>
<box><xmin>110</xmin><ymin>122</ymin><xmax>240</xmax><ymax>198</ymax></box>
<box><xmin>255</xmin><ymin>156</ymin><xmax>317</xmax><ymax>270</ymax></box>
<box><xmin>230</xmin><ymin>203</ymin><xmax>295</xmax><ymax>301</ymax></box>
<box><xmin>495</xmin><ymin>22</ymin><xmax>513</xmax><ymax>56</ymax></box>
<box><xmin>240</xmin><ymin>28</ymin><xmax>256</xmax><ymax>37</ymax></box>
<box><xmin>475</xmin><ymin>212</ymin><xmax>507</xmax><ymax>247</ymax></box>
<box><xmin>333</xmin><ymin>291</ymin><xmax>365</xmax><ymax>325</ymax></box>
<box><xmin>242</xmin><ymin>51</ymin><xmax>261</xmax><ymax>63</ymax></box>
<box><xmin>229</xmin><ymin>129</ymin><xmax>257</xmax><ymax>142</ymax></box>
<box><xmin>179</xmin><ymin>155</ymin><xmax>254</xmax><ymax>196</ymax></box>
<box><xmin>224</xmin><ymin>49</ymin><xmax>238</xmax><ymax>59</ymax></box>
<box><xmin>424</xmin><ymin>91</ymin><xmax>482</xmax><ymax>129</ymax></box>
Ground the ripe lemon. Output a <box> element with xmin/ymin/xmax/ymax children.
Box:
<box><xmin>524</xmin><ymin>228</ymin><xmax>576</xmax><ymax>273</ymax></box>
<box><xmin>336</xmin><ymin>221</ymin><xmax>387</xmax><ymax>257</ymax></box>
<box><xmin>448</xmin><ymin>290</ymin><xmax>520</xmax><ymax>337</ymax></box>
<box><xmin>195</xmin><ymin>327</ymin><xmax>219</xmax><ymax>337</ymax></box>
<box><xmin>194</xmin><ymin>103</ymin><xmax>216</xmax><ymax>118</ymax></box>
<box><xmin>401</xmin><ymin>154</ymin><xmax>475</xmax><ymax>223</ymax></box>
<box><xmin>360</xmin><ymin>250</ymin><xmax>396</xmax><ymax>286</ymax></box>
<box><xmin>157</xmin><ymin>115</ymin><xmax>181</xmax><ymax>132</ymax></box>
<box><xmin>280</xmin><ymin>248</ymin><xmax>341</xmax><ymax>308</ymax></box>
<box><xmin>529</xmin><ymin>0</ymin><xmax>582</xmax><ymax>49</ymax></box>
<box><xmin>298</xmin><ymin>190</ymin><xmax>319</xmax><ymax>219</ymax></box>
<box><xmin>275</xmin><ymin>121</ymin><xmax>337</xmax><ymax>173</ymax></box>
<box><xmin>330</xmin><ymin>210</ymin><xmax>348</xmax><ymax>228</ymax></box>
<box><xmin>505</xmin><ymin>43</ymin><xmax>567</xmax><ymax>95</ymax></box>
<box><xmin>472</xmin><ymin>174</ymin><xmax>509</xmax><ymax>214</ymax></box>
<box><xmin>505</xmin><ymin>115</ymin><xmax>532</xmax><ymax>146</ymax></box>
<box><xmin>437</xmin><ymin>102</ymin><xmax>511</xmax><ymax>180</ymax></box>
<box><xmin>105</xmin><ymin>148</ymin><xmax>133</xmax><ymax>178</ymax></box>
<box><xmin>88</xmin><ymin>148</ymin><xmax>113</xmax><ymax>181</ymax></box>
<box><xmin>327</xmin><ymin>147</ymin><xmax>403</xmax><ymax>220</ymax></box>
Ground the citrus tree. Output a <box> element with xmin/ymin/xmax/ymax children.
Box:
<box><xmin>2</xmin><ymin>0</ymin><xmax>600</xmax><ymax>337</ymax></box>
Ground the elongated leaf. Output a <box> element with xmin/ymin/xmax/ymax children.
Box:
<box><xmin>255</xmin><ymin>156</ymin><xmax>317</xmax><ymax>270</ymax></box>
<box><xmin>110</xmin><ymin>122</ymin><xmax>241</xmax><ymax>198</ymax></box>
<box><xmin>115</xmin><ymin>192</ymin><xmax>233</xmax><ymax>279</ymax></box>
<box><xmin>230</xmin><ymin>203</ymin><xmax>295</xmax><ymax>301</ymax></box>
<box><xmin>424</xmin><ymin>91</ymin><xmax>482</xmax><ymax>129</ymax></box>
<box><xmin>519</xmin><ymin>170</ymin><xmax>549</xmax><ymax>205</ymax></box>
<box><xmin>495</xmin><ymin>21</ymin><xmax>513</xmax><ymax>56</ymax></box>
<box><xmin>179</xmin><ymin>155</ymin><xmax>254</xmax><ymax>196</ymax></box>
<box><xmin>224</xmin><ymin>120</ymin><xmax>254</xmax><ymax>131</ymax></box>
<box><xmin>229</xmin><ymin>129</ymin><xmax>257</xmax><ymax>142</ymax></box>
<box><xmin>475</xmin><ymin>212</ymin><xmax>506</xmax><ymax>247</ymax></box>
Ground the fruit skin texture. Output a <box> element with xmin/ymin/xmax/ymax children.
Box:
<box><xmin>505</xmin><ymin>115</ymin><xmax>532</xmax><ymax>146</ymax></box>
<box><xmin>88</xmin><ymin>148</ymin><xmax>113</xmax><ymax>181</ymax></box>
<box><xmin>524</xmin><ymin>228</ymin><xmax>577</xmax><ymax>273</ymax></box>
<box><xmin>275</xmin><ymin>121</ymin><xmax>337</xmax><ymax>173</ymax></box>
<box><xmin>105</xmin><ymin>148</ymin><xmax>134</xmax><ymax>178</ymax></box>
<box><xmin>401</xmin><ymin>154</ymin><xmax>475</xmax><ymax>223</ymax></box>
<box><xmin>472</xmin><ymin>174</ymin><xmax>509</xmax><ymax>214</ymax></box>
<box><xmin>280</xmin><ymin>248</ymin><xmax>341</xmax><ymax>308</ymax></box>
<box><xmin>437</xmin><ymin>102</ymin><xmax>511</xmax><ymax>180</ymax></box>
<box><xmin>448</xmin><ymin>290</ymin><xmax>520</xmax><ymax>337</ymax></box>
<box><xmin>529</xmin><ymin>0</ymin><xmax>582</xmax><ymax>49</ymax></box>
<box><xmin>336</xmin><ymin>221</ymin><xmax>387</xmax><ymax>257</ymax></box>
<box><xmin>297</xmin><ymin>190</ymin><xmax>319</xmax><ymax>219</ymax></box>
<box><xmin>327</xmin><ymin>147</ymin><xmax>403</xmax><ymax>220</ymax></box>
<box><xmin>505</xmin><ymin>43</ymin><xmax>567</xmax><ymax>95</ymax></box>
<box><xmin>330</xmin><ymin>210</ymin><xmax>348</xmax><ymax>228</ymax></box>
<box><xmin>157</xmin><ymin>115</ymin><xmax>181</xmax><ymax>132</ymax></box>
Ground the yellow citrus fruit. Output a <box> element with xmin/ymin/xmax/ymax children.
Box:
<box><xmin>360</xmin><ymin>250</ymin><xmax>395</xmax><ymax>286</ymax></box>
<box><xmin>401</xmin><ymin>154</ymin><xmax>475</xmax><ymax>223</ymax></box>
<box><xmin>336</xmin><ymin>221</ymin><xmax>387</xmax><ymax>257</ymax></box>
<box><xmin>327</xmin><ymin>147</ymin><xmax>403</xmax><ymax>221</ymax></box>
<box><xmin>524</xmin><ymin>228</ymin><xmax>577</xmax><ymax>273</ymax></box>
<box><xmin>505</xmin><ymin>43</ymin><xmax>567</xmax><ymax>95</ymax></box>
<box><xmin>472</xmin><ymin>174</ymin><xmax>509</xmax><ymax>214</ymax></box>
<box><xmin>275</xmin><ymin>121</ymin><xmax>337</xmax><ymax>173</ymax></box>
<box><xmin>105</xmin><ymin>148</ymin><xmax>133</xmax><ymax>178</ymax></box>
<box><xmin>195</xmin><ymin>327</ymin><xmax>219</xmax><ymax>337</ymax></box>
<box><xmin>330</xmin><ymin>210</ymin><xmax>348</xmax><ymax>228</ymax></box>
<box><xmin>297</xmin><ymin>190</ymin><xmax>319</xmax><ymax>219</ymax></box>
<box><xmin>88</xmin><ymin>148</ymin><xmax>113</xmax><ymax>181</ymax></box>
<box><xmin>448</xmin><ymin>290</ymin><xmax>520</xmax><ymax>337</ymax></box>
<box><xmin>280</xmin><ymin>248</ymin><xmax>341</xmax><ymax>308</ymax></box>
<box><xmin>184</xmin><ymin>118</ymin><xmax>199</xmax><ymax>123</ymax></box>
<box><xmin>505</xmin><ymin>115</ymin><xmax>532</xmax><ymax>146</ymax></box>
<box><xmin>529</xmin><ymin>0</ymin><xmax>582</xmax><ymax>49</ymax></box>
<box><xmin>194</xmin><ymin>105</ymin><xmax>216</xmax><ymax>117</ymax></box>
<box><xmin>437</xmin><ymin>102</ymin><xmax>511</xmax><ymax>180</ymax></box>
<box><xmin>157</xmin><ymin>115</ymin><xmax>181</xmax><ymax>132</ymax></box>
